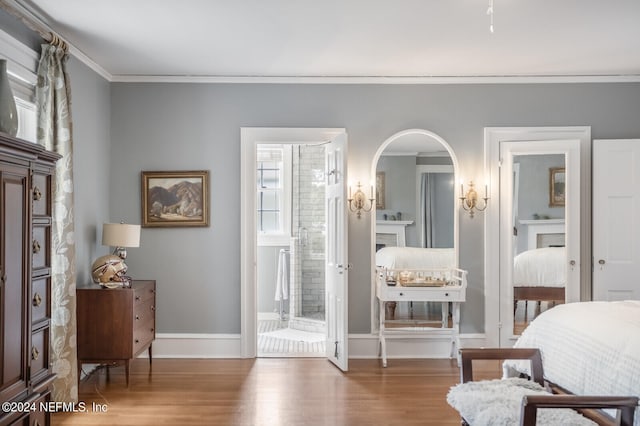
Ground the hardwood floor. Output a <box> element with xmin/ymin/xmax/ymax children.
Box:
<box><xmin>52</xmin><ymin>358</ymin><xmax>503</xmax><ymax>426</ymax></box>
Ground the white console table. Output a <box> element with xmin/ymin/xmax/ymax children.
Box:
<box><xmin>375</xmin><ymin>268</ymin><xmax>467</xmax><ymax>367</ymax></box>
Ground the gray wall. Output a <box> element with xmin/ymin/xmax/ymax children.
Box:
<box><xmin>515</xmin><ymin>154</ymin><xmax>566</xmax><ymax>254</ymax></box>
<box><xmin>376</xmin><ymin>156</ymin><xmax>418</xmax><ymax>245</ymax></box>
<box><xmin>109</xmin><ymin>82</ymin><xmax>640</xmax><ymax>335</ymax></box>
<box><xmin>68</xmin><ymin>57</ymin><xmax>112</xmax><ymax>284</ymax></box>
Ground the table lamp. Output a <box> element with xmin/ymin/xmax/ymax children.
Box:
<box><xmin>92</xmin><ymin>222</ymin><xmax>140</xmax><ymax>287</ymax></box>
<box><xmin>102</xmin><ymin>222</ymin><xmax>141</xmax><ymax>262</ymax></box>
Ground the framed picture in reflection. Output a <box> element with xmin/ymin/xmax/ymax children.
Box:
<box><xmin>549</xmin><ymin>167</ymin><xmax>565</xmax><ymax>207</ymax></box>
<box><xmin>376</xmin><ymin>172</ymin><xmax>385</xmax><ymax>209</ymax></box>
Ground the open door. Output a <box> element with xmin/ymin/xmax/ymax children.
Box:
<box><xmin>325</xmin><ymin>132</ymin><xmax>348</xmax><ymax>371</ymax></box>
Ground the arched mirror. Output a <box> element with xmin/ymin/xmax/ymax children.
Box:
<box><xmin>372</xmin><ymin>129</ymin><xmax>458</xmax><ymax>327</ymax></box>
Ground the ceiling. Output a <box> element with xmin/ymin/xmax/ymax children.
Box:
<box><xmin>15</xmin><ymin>0</ymin><xmax>640</xmax><ymax>81</ymax></box>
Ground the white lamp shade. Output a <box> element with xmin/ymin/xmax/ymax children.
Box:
<box><xmin>102</xmin><ymin>223</ymin><xmax>140</xmax><ymax>248</ymax></box>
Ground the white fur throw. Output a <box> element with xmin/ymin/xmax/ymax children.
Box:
<box><xmin>447</xmin><ymin>378</ymin><xmax>597</xmax><ymax>426</ymax></box>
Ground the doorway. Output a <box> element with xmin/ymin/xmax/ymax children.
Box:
<box><xmin>256</xmin><ymin>143</ymin><xmax>327</xmax><ymax>357</ymax></box>
<box><xmin>240</xmin><ymin>127</ymin><xmax>349</xmax><ymax>370</ymax></box>
<box><xmin>484</xmin><ymin>127</ymin><xmax>591</xmax><ymax>347</ymax></box>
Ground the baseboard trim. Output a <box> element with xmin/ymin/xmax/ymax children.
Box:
<box><xmin>148</xmin><ymin>333</ymin><xmax>487</xmax><ymax>359</ymax></box>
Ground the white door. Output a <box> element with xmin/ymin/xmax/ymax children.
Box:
<box><xmin>593</xmin><ymin>139</ymin><xmax>640</xmax><ymax>301</ymax></box>
<box><xmin>498</xmin><ymin>140</ymin><xmax>581</xmax><ymax>348</ymax></box>
<box><xmin>325</xmin><ymin>133</ymin><xmax>348</xmax><ymax>371</ymax></box>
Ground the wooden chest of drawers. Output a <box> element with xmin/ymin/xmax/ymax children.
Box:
<box><xmin>76</xmin><ymin>280</ymin><xmax>156</xmax><ymax>386</ymax></box>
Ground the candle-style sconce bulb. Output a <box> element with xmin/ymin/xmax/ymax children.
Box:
<box><xmin>460</xmin><ymin>180</ymin><xmax>489</xmax><ymax>218</ymax></box>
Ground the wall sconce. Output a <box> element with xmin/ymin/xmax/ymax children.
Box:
<box><xmin>460</xmin><ymin>181</ymin><xmax>489</xmax><ymax>218</ymax></box>
<box><xmin>348</xmin><ymin>181</ymin><xmax>375</xmax><ymax>219</ymax></box>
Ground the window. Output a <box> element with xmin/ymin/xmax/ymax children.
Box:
<box><xmin>257</xmin><ymin>144</ymin><xmax>291</xmax><ymax>245</ymax></box>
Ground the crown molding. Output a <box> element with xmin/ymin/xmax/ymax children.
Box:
<box><xmin>110</xmin><ymin>74</ymin><xmax>640</xmax><ymax>85</ymax></box>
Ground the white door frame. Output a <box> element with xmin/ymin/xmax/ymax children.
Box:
<box><xmin>484</xmin><ymin>127</ymin><xmax>591</xmax><ymax>347</ymax></box>
<box><xmin>240</xmin><ymin>127</ymin><xmax>347</xmax><ymax>358</ymax></box>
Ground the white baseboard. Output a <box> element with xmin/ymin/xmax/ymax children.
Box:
<box><xmin>148</xmin><ymin>333</ymin><xmax>242</xmax><ymax>358</ymax></box>
<box><xmin>147</xmin><ymin>332</ymin><xmax>486</xmax><ymax>359</ymax></box>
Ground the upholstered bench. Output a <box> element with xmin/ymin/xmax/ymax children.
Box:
<box><xmin>447</xmin><ymin>348</ymin><xmax>638</xmax><ymax>426</ymax></box>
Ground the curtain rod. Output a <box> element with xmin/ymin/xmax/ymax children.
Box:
<box><xmin>0</xmin><ymin>0</ymin><xmax>68</xmax><ymax>51</ymax></box>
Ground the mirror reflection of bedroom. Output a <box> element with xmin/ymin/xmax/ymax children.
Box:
<box><xmin>374</xmin><ymin>131</ymin><xmax>455</xmax><ymax>328</ymax></box>
<box><xmin>512</xmin><ymin>154</ymin><xmax>566</xmax><ymax>335</ymax></box>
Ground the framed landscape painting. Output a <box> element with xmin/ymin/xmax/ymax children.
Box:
<box><xmin>141</xmin><ymin>170</ymin><xmax>210</xmax><ymax>227</ymax></box>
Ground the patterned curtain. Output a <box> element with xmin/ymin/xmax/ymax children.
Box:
<box><xmin>36</xmin><ymin>43</ymin><xmax>78</xmax><ymax>403</ymax></box>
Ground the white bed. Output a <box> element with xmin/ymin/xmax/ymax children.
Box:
<box><xmin>513</xmin><ymin>246</ymin><xmax>566</xmax><ymax>309</ymax></box>
<box><xmin>504</xmin><ymin>300</ymin><xmax>640</xmax><ymax>425</ymax></box>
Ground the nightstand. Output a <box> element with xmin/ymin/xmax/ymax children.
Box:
<box><xmin>76</xmin><ymin>280</ymin><xmax>156</xmax><ymax>386</ymax></box>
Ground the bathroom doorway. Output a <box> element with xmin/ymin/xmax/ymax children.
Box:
<box><xmin>256</xmin><ymin>143</ymin><xmax>327</xmax><ymax>357</ymax></box>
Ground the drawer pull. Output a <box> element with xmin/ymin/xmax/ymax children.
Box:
<box><xmin>135</xmin><ymin>296</ymin><xmax>141</xmax><ymax>301</ymax></box>
<box><xmin>135</xmin><ymin>339</ymin><xmax>139</xmax><ymax>344</ymax></box>
<box><xmin>33</xmin><ymin>292</ymin><xmax>42</xmax><ymax>307</ymax></box>
<box><xmin>399</xmin><ymin>292</ymin><xmax>404</xmax><ymax>296</ymax></box>
<box><xmin>445</xmin><ymin>293</ymin><xmax>449</xmax><ymax>297</ymax></box>
<box><xmin>151</xmin><ymin>306</ymin><xmax>155</xmax><ymax>311</ymax></box>
<box><xmin>150</xmin><ymin>327</ymin><xmax>154</xmax><ymax>332</ymax></box>
<box><xmin>31</xmin><ymin>346</ymin><xmax>40</xmax><ymax>361</ymax></box>
<box><xmin>33</xmin><ymin>239</ymin><xmax>41</xmax><ymax>254</ymax></box>
<box><xmin>33</xmin><ymin>186</ymin><xmax>42</xmax><ymax>201</ymax></box>
<box><xmin>135</xmin><ymin>315</ymin><xmax>140</xmax><ymax>320</ymax></box>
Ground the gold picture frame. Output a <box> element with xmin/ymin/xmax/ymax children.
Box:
<box><xmin>376</xmin><ymin>171</ymin><xmax>385</xmax><ymax>209</ymax></box>
<box><xmin>141</xmin><ymin>170</ymin><xmax>210</xmax><ymax>227</ymax></box>
<box><xmin>549</xmin><ymin>167</ymin><xmax>565</xmax><ymax>207</ymax></box>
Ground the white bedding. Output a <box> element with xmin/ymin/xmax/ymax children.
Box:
<box><xmin>375</xmin><ymin>246</ymin><xmax>455</xmax><ymax>270</ymax></box>
<box><xmin>503</xmin><ymin>301</ymin><xmax>640</xmax><ymax>425</ymax></box>
<box><xmin>513</xmin><ymin>247</ymin><xmax>566</xmax><ymax>288</ymax></box>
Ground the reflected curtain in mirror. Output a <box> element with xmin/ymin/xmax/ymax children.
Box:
<box><xmin>420</xmin><ymin>173</ymin><xmax>435</xmax><ymax>248</ymax></box>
